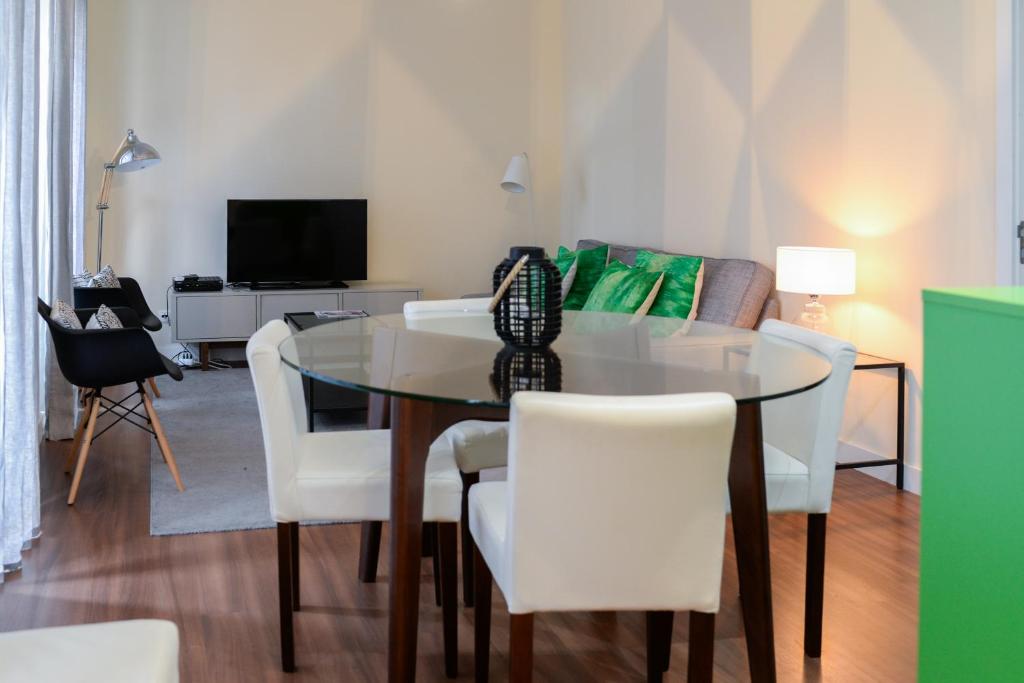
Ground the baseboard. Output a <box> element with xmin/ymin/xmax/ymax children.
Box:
<box><xmin>837</xmin><ymin>441</ymin><xmax>920</xmax><ymax>495</ymax></box>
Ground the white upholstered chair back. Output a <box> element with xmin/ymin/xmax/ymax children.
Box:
<box><xmin>756</xmin><ymin>320</ymin><xmax>857</xmax><ymax>513</ymax></box>
<box><xmin>247</xmin><ymin>320</ymin><xmax>310</xmax><ymax>522</ymax></box>
<box><xmin>502</xmin><ymin>391</ymin><xmax>736</xmax><ymax>614</ymax></box>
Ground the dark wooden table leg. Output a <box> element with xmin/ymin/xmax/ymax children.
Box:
<box><xmin>728</xmin><ymin>402</ymin><xmax>777</xmax><ymax>683</ymax></box>
<box><xmin>387</xmin><ymin>400</ymin><xmax>507</xmax><ymax>682</ymax></box>
<box><xmin>388</xmin><ymin>397</ymin><xmax>435</xmax><ymax>683</ymax></box>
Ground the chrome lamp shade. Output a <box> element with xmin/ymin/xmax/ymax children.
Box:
<box><xmin>109</xmin><ymin>129</ymin><xmax>161</xmax><ymax>172</ymax></box>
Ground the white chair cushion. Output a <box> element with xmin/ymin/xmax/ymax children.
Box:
<box><xmin>292</xmin><ymin>429</ymin><xmax>462</xmax><ymax>522</ymax></box>
<box><xmin>0</xmin><ymin>619</ymin><xmax>179</xmax><ymax>682</ymax></box>
<box><xmin>444</xmin><ymin>420</ymin><xmax>509</xmax><ymax>473</ymax></box>
<box><xmin>468</xmin><ymin>481</ymin><xmax>509</xmax><ymax>591</ymax></box>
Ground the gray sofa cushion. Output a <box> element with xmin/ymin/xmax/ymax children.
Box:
<box><xmin>576</xmin><ymin>239</ymin><xmax>776</xmax><ymax>329</ymax></box>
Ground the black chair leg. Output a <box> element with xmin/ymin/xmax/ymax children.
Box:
<box><xmin>474</xmin><ymin>545</ymin><xmax>492</xmax><ymax>683</ymax></box>
<box><xmin>461</xmin><ymin>471</ymin><xmax>480</xmax><ymax>607</ymax></box>
<box><xmin>358</xmin><ymin>521</ymin><xmax>382</xmax><ymax>583</ymax></box>
<box><xmin>805</xmin><ymin>512</ymin><xmax>828</xmax><ymax>657</ymax></box>
<box><xmin>687</xmin><ymin>611</ymin><xmax>715</xmax><ymax>683</ymax></box>
<box><xmin>277</xmin><ymin>522</ymin><xmax>296</xmax><ymax>673</ymax></box>
<box><xmin>438</xmin><ymin>522</ymin><xmax>459</xmax><ymax>678</ymax></box>
<box><xmin>646</xmin><ymin>610</ymin><xmax>674</xmax><ymax>681</ymax></box>
<box><xmin>289</xmin><ymin>522</ymin><xmax>300</xmax><ymax>611</ymax></box>
<box><xmin>509</xmin><ymin>613</ymin><xmax>534</xmax><ymax>683</ymax></box>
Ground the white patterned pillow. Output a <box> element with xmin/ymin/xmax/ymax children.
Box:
<box><xmin>72</xmin><ymin>270</ymin><xmax>94</xmax><ymax>287</ymax></box>
<box><xmin>90</xmin><ymin>265</ymin><xmax>121</xmax><ymax>288</ymax></box>
<box><xmin>85</xmin><ymin>304</ymin><xmax>124</xmax><ymax>330</ymax></box>
<box><xmin>50</xmin><ymin>298</ymin><xmax>82</xmax><ymax>329</ymax></box>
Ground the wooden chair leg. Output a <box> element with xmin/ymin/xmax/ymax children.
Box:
<box><xmin>687</xmin><ymin>611</ymin><xmax>715</xmax><ymax>683</ymax></box>
<box><xmin>66</xmin><ymin>392</ymin><xmax>93</xmax><ymax>474</ymax></box>
<box><xmin>140</xmin><ymin>384</ymin><xmax>185</xmax><ymax>492</ymax></box>
<box><xmin>461</xmin><ymin>471</ymin><xmax>480</xmax><ymax>607</ymax></box>
<box><xmin>646</xmin><ymin>610</ymin><xmax>674</xmax><ymax>681</ymax></box>
<box><xmin>277</xmin><ymin>522</ymin><xmax>296</xmax><ymax>673</ymax></box>
<box><xmin>289</xmin><ymin>522</ymin><xmax>300</xmax><ymax>612</ymax></box>
<box><xmin>438</xmin><ymin>522</ymin><xmax>459</xmax><ymax>678</ymax></box>
<box><xmin>509</xmin><ymin>613</ymin><xmax>534</xmax><ymax>683</ymax></box>
<box><xmin>68</xmin><ymin>394</ymin><xmax>101</xmax><ymax>505</ymax></box>
<box><xmin>147</xmin><ymin>376</ymin><xmax>161</xmax><ymax>398</ymax></box>
<box><xmin>474</xmin><ymin>545</ymin><xmax>493</xmax><ymax>683</ymax></box>
<box><xmin>358</xmin><ymin>521</ymin><xmax>382</xmax><ymax>583</ymax></box>
<box><xmin>426</xmin><ymin>522</ymin><xmax>442</xmax><ymax>607</ymax></box>
<box><xmin>805</xmin><ymin>513</ymin><xmax>827</xmax><ymax>658</ymax></box>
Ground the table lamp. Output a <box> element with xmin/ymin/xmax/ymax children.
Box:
<box><xmin>94</xmin><ymin>128</ymin><xmax>161</xmax><ymax>272</ymax></box>
<box><xmin>501</xmin><ymin>152</ymin><xmax>538</xmax><ymax>247</ymax></box>
<box><xmin>776</xmin><ymin>246</ymin><xmax>856</xmax><ymax>331</ymax></box>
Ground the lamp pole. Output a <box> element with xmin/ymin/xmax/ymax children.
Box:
<box><xmin>95</xmin><ymin>163</ymin><xmax>115</xmax><ymax>272</ymax></box>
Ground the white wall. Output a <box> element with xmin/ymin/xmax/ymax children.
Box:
<box><xmin>88</xmin><ymin>0</ymin><xmax>1002</xmax><ymax>490</ymax></box>
<box><xmin>86</xmin><ymin>0</ymin><xmax>561</xmax><ymax>349</ymax></box>
<box><xmin>560</xmin><ymin>0</ymin><xmax>1001</xmax><ymax>492</ymax></box>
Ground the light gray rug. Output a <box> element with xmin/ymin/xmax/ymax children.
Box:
<box><xmin>149</xmin><ymin>368</ymin><xmax>363</xmax><ymax>536</ymax></box>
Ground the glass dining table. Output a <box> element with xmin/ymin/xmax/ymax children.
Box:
<box><xmin>279</xmin><ymin>309</ymin><xmax>832</xmax><ymax>683</ymax></box>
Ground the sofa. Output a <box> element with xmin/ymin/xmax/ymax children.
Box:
<box><xmin>575</xmin><ymin>239</ymin><xmax>778</xmax><ymax>329</ymax></box>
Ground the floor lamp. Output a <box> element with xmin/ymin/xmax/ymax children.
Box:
<box><xmin>95</xmin><ymin>129</ymin><xmax>161</xmax><ymax>272</ymax></box>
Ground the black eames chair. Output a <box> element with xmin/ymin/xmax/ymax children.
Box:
<box><xmin>75</xmin><ymin>276</ymin><xmax>164</xmax><ymax>396</ymax></box>
<box><xmin>39</xmin><ymin>298</ymin><xmax>185</xmax><ymax>504</ymax></box>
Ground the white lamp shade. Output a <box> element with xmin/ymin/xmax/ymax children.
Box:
<box><xmin>776</xmin><ymin>246</ymin><xmax>856</xmax><ymax>295</ymax></box>
<box><xmin>501</xmin><ymin>153</ymin><xmax>529</xmax><ymax>193</ymax></box>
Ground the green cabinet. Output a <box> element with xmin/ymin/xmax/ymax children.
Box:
<box><xmin>920</xmin><ymin>288</ymin><xmax>1024</xmax><ymax>681</ymax></box>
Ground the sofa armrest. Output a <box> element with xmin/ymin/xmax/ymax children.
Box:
<box><xmin>756</xmin><ymin>296</ymin><xmax>780</xmax><ymax>329</ymax></box>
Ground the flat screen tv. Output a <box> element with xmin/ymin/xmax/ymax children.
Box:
<box><xmin>226</xmin><ymin>199</ymin><xmax>367</xmax><ymax>287</ymax></box>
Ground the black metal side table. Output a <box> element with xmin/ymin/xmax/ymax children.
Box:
<box><xmin>835</xmin><ymin>352</ymin><xmax>905</xmax><ymax>490</ymax></box>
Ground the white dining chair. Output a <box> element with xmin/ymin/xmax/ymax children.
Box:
<box><xmin>403</xmin><ymin>298</ymin><xmax>510</xmax><ymax>608</ymax></box>
<box><xmin>750</xmin><ymin>319</ymin><xmax>857</xmax><ymax>658</ymax></box>
<box><xmin>0</xmin><ymin>620</ymin><xmax>179</xmax><ymax>682</ymax></box>
<box><xmin>403</xmin><ymin>297</ymin><xmax>490</xmax><ymax>317</ymax></box>
<box><xmin>470</xmin><ymin>391</ymin><xmax>737</xmax><ymax>683</ymax></box>
<box><xmin>247</xmin><ymin>320</ymin><xmax>464</xmax><ymax>675</ymax></box>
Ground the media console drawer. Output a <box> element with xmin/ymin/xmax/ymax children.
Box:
<box><xmin>260</xmin><ymin>293</ymin><xmax>339</xmax><ymax>327</ymax></box>
<box><xmin>175</xmin><ymin>295</ymin><xmax>257</xmax><ymax>340</ymax></box>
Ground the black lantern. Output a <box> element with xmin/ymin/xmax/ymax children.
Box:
<box><xmin>492</xmin><ymin>246</ymin><xmax>562</xmax><ymax>348</ymax></box>
<box><xmin>490</xmin><ymin>346</ymin><xmax>562</xmax><ymax>402</ymax></box>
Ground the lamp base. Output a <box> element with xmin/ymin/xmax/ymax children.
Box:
<box><xmin>793</xmin><ymin>295</ymin><xmax>832</xmax><ymax>333</ymax></box>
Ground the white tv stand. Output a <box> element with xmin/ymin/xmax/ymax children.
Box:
<box><xmin>170</xmin><ymin>282</ymin><xmax>422</xmax><ymax>370</ymax></box>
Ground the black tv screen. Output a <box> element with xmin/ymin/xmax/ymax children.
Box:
<box><xmin>226</xmin><ymin>199</ymin><xmax>367</xmax><ymax>284</ymax></box>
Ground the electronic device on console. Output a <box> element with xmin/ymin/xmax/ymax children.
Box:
<box><xmin>173</xmin><ymin>274</ymin><xmax>224</xmax><ymax>292</ymax></box>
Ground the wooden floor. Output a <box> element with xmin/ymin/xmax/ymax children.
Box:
<box><xmin>0</xmin><ymin>414</ymin><xmax>919</xmax><ymax>682</ymax></box>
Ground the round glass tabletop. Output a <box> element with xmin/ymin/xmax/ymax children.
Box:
<box><xmin>278</xmin><ymin>310</ymin><xmax>832</xmax><ymax>407</ymax></box>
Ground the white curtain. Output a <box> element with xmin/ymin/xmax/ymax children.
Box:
<box><xmin>1</xmin><ymin>0</ymin><xmax>43</xmax><ymax>582</ymax></box>
<box><xmin>0</xmin><ymin>0</ymin><xmax>86</xmax><ymax>582</ymax></box>
<box><xmin>43</xmin><ymin>0</ymin><xmax>87</xmax><ymax>440</ymax></box>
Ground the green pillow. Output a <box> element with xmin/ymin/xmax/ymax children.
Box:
<box><xmin>634</xmin><ymin>249</ymin><xmax>704</xmax><ymax>319</ymax></box>
<box><xmin>556</xmin><ymin>244</ymin><xmax>609</xmax><ymax>310</ymax></box>
<box><xmin>582</xmin><ymin>260</ymin><xmax>665</xmax><ymax>316</ymax></box>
